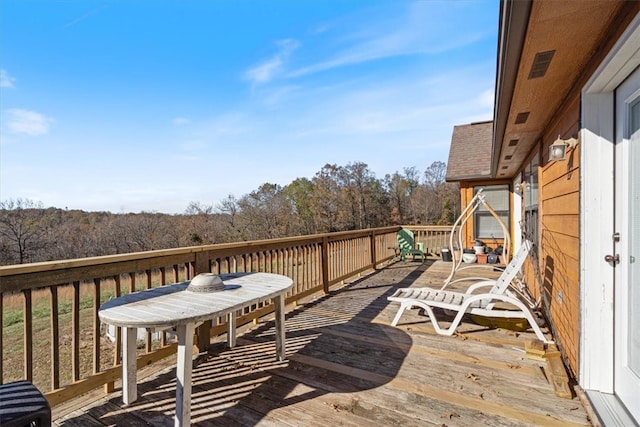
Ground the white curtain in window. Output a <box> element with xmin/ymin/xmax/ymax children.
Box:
<box><xmin>477</xmin><ymin>185</ymin><xmax>509</xmax><ymax>211</ymax></box>
<box><xmin>476</xmin><ymin>213</ymin><xmax>508</xmax><ymax>239</ymax></box>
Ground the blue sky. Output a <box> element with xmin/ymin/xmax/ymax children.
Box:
<box><xmin>0</xmin><ymin>0</ymin><xmax>498</xmax><ymax>214</ymax></box>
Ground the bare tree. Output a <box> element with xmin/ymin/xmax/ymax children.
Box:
<box><xmin>216</xmin><ymin>195</ymin><xmax>246</xmax><ymax>241</ymax></box>
<box><xmin>185</xmin><ymin>201</ymin><xmax>213</xmax><ymax>215</ymax></box>
<box><xmin>423</xmin><ymin>161</ymin><xmax>459</xmax><ymax>225</ymax></box>
<box><xmin>424</xmin><ymin>161</ymin><xmax>447</xmax><ymax>191</ymax></box>
<box><xmin>0</xmin><ymin>198</ymin><xmax>50</xmax><ymax>264</ymax></box>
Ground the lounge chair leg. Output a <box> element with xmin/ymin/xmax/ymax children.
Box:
<box><xmin>418</xmin><ymin>305</ymin><xmax>464</xmax><ymax>336</ymax></box>
<box><xmin>523</xmin><ymin>312</ymin><xmax>554</xmax><ymax>344</ymax></box>
<box><xmin>391</xmin><ymin>303</ymin><xmax>410</xmax><ymax>326</ymax></box>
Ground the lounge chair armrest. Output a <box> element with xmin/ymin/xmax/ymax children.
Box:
<box><xmin>463</xmin><ymin>292</ymin><xmax>527</xmax><ymax>309</ymax></box>
<box><xmin>466</xmin><ymin>280</ymin><xmax>497</xmax><ymax>293</ymax></box>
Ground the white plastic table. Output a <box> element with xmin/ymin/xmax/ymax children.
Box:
<box><xmin>98</xmin><ymin>272</ymin><xmax>293</xmax><ymax>427</ymax></box>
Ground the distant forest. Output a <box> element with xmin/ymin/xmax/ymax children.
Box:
<box><xmin>0</xmin><ymin>161</ymin><xmax>458</xmax><ymax>265</ymax></box>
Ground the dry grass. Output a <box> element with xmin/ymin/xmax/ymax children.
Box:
<box><xmin>1</xmin><ymin>270</ymin><xmax>186</xmax><ymax>391</ymax></box>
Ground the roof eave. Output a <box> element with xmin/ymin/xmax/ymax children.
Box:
<box><xmin>445</xmin><ymin>174</ymin><xmax>492</xmax><ymax>183</ymax></box>
<box><xmin>491</xmin><ymin>0</ymin><xmax>532</xmax><ymax>178</ymax></box>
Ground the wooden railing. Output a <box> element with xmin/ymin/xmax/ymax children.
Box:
<box><xmin>0</xmin><ymin>225</ymin><xmax>450</xmax><ymax>407</ymax></box>
<box><xmin>410</xmin><ymin>225</ymin><xmax>452</xmax><ymax>256</ymax></box>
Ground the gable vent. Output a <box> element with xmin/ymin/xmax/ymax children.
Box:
<box><xmin>529</xmin><ymin>50</ymin><xmax>555</xmax><ymax>79</ymax></box>
<box><xmin>504</xmin><ymin>155</ymin><xmax>513</xmax><ymax>160</ymax></box>
<box><xmin>515</xmin><ymin>112</ymin><xmax>530</xmax><ymax>124</ymax></box>
<box><xmin>508</xmin><ymin>139</ymin><xmax>519</xmax><ymax>147</ymax></box>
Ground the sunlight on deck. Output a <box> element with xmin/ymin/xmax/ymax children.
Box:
<box><xmin>53</xmin><ymin>260</ymin><xmax>591</xmax><ymax>427</ymax></box>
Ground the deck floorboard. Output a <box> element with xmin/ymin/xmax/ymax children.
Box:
<box><xmin>53</xmin><ymin>259</ymin><xmax>591</xmax><ymax>426</ymax></box>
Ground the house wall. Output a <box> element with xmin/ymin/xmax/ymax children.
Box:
<box><xmin>523</xmin><ymin>3</ymin><xmax>640</xmax><ymax>379</ymax></box>
<box><xmin>521</xmin><ymin>92</ymin><xmax>581</xmax><ymax>376</ymax></box>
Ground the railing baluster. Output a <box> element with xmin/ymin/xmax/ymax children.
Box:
<box><xmin>129</xmin><ymin>272</ymin><xmax>136</xmax><ymax>294</ymax></box>
<box><xmin>105</xmin><ymin>274</ymin><xmax>122</xmax><ymax>394</ymax></box>
<box><xmin>23</xmin><ymin>289</ymin><xmax>33</xmax><ymax>382</ymax></box>
<box><xmin>50</xmin><ymin>285</ymin><xmax>60</xmax><ymax>390</ymax></box>
<box><xmin>72</xmin><ymin>281</ymin><xmax>80</xmax><ymax>382</ymax></box>
<box><xmin>93</xmin><ymin>278</ymin><xmax>100</xmax><ymax>375</ymax></box>
<box><xmin>145</xmin><ymin>270</ymin><xmax>152</xmax><ymax>353</ymax></box>
<box><xmin>114</xmin><ymin>275</ymin><xmax>122</xmax><ymax>366</ymax></box>
<box><xmin>160</xmin><ymin>268</ymin><xmax>167</xmax><ymax>347</ymax></box>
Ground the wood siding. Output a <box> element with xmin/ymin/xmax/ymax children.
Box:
<box><xmin>520</xmin><ymin>3</ymin><xmax>640</xmax><ymax>378</ymax></box>
<box><xmin>522</xmin><ymin>91</ymin><xmax>581</xmax><ymax>376</ymax></box>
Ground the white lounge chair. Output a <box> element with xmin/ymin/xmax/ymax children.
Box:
<box><xmin>387</xmin><ymin>240</ymin><xmax>553</xmax><ymax>343</ymax></box>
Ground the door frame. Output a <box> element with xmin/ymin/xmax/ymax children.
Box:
<box><xmin>613</xmin><ymin>66</ymin><xmax>640</xmax><ymax>419</ymax></box>
<box><xmin>581</xmin><ymin>11</ymin><xmax>640</xmax><ymax>423</ymax></box>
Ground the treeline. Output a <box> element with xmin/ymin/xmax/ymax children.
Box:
<box><xmin>0</xmin><ymin>161</ymin><xmax>458</xmax><ymax>265</ymax></box>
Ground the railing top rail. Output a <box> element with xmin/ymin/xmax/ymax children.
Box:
<box><xmin>402</xmin><ymin>225</ymin><xmax>452</xmax><ymax>231</ymax></box>
<box><xmin>0</xmin><ymin>226</ymin><xmax>403</xmax><ymax>277</ymax></box>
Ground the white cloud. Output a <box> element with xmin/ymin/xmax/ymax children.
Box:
<box><xmin>63</xmin><ymin>5</ymin><xmax>108</xmax><ymax>29</ymax></box>
<box><xmin>172</xmin><ymin>117</ymin><xmax>190</xmax><ymax>125</ymax></box>
<box><xmin>5</xmin><ymin>109</ymin><xmax>54</xmax><ymax>136</ymax></box>
<box><xmin>245</xmin><ymin>39</ymin><xmax>300</xmax><ymax>84</ymax></box>
<box><xmin>288</xmin><ymin>2</ymin><xmax>491</xmax><ymax>78</ymax></box>
<box><xmin>0</xmin><ymin>69</ymin><xmax>15</xmax><ymax>88</ymax></box>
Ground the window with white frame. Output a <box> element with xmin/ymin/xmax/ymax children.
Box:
<box><xmin>473</xmin><ymin>184</ymin><xmax>510</xmax><ymax>240</ymax></box>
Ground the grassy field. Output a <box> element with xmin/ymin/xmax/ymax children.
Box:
<box><xmin>1</xmin><ymin>274</ymin><xmax>177</xmax><ymax>392</ymax></box>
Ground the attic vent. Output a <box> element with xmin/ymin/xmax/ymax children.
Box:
<box><xmin>515</xmin><ymin>112</ymin><xmax>530</xmax><ymax>124</ymax></box>
<box><xmin>529</xmin><ymin>50</ymin><xmax>555</xmax><ymax>79</ymax></box>
<box><xmin>504</xmin><ymin>155</ymin><xmax>513</xmax><ymax>160</ymax></box>
<box><xmin>508</xmin><ymin>139</ymin><xmax>519</xmax><ymax>147</ymax></box>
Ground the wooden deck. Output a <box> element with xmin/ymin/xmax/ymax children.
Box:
<box><xmin>52</xmin><ymin>260</ymin><xmax>592</xmax><ymax>426</ymax></box>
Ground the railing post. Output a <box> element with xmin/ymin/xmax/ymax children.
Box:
<box><xmin>194</xmin><ymin>252</ymin><xmax>211</xmax><ymax>353</ymax></box>
<box><xmin>321</xmin><ymin>236</ymin><xmax>329</xmax><ymax>294</ymax></box>
<box><xmin>370</xmin><ymin>231</ymin><xmax>377</xmax><ymax>270</ymax></box>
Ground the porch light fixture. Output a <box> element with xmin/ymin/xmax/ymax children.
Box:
<box><xmin>514</xmin><ymin>181</ymin><xmax>529</xmax><ymax>195</ymax></box>
<box><xmin>549</xmin><ymin>136</ymin><xmax>578</xmax><ymax>162</ymax></box>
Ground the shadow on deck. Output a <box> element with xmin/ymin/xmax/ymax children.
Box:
<box><xmin>54</xmin><ymin>260</ymin><xmax>591</xmax><ymax>426</ymax></box>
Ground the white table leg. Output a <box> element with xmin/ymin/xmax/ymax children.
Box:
<box><xmin>274</xmin><ymin>294</ymin><xmax>286</xmax><ymax>361</ymax></box>
<box><xmin>122</xmin><ymin>327</ymin><xmax>137</xmax><ymax>404</ymax></box>
<box><xmin>227</xmin><ymin>311</ymin><xmax>237</xmax><ymax>348</ymax></box>
<box><xmin>175</xmin><ymin>323</ymin><xmax>195</xmax><ymax>427</ymax></box>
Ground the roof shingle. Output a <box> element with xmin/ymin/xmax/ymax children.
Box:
<box><xmin>445</xmin><ymin>120</ymin><xmax>493</xmax><ymax>182</ymax></box>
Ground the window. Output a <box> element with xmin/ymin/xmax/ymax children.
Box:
<box><xmin>523</xmin><ymin>152</ymin><xmax>539</xmax><ymax>247</ymax></box>
<box><xmin>473</xmin><ymin>184</ymin><xmax>509</xmax><ymax>240</ymax></box>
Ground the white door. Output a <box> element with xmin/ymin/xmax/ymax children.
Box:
<box><xmin>614</xmin><ymin>66</ymin><xmax>640</xmax><ymax>420</ymax></box>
